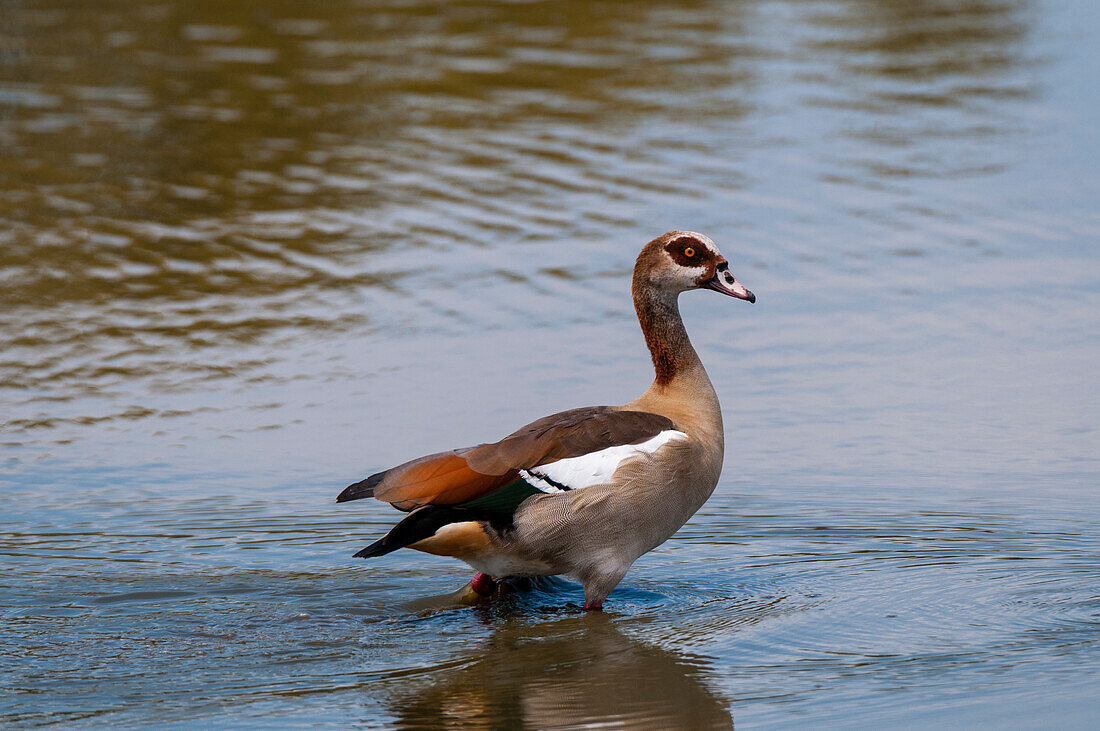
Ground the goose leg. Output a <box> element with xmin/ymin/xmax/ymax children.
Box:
<box><xmin>582</xmin><ymin>566</ymin><xmax>627</xmax><ymax>611</ymax></box>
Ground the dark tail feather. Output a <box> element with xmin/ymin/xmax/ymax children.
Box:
<box><xmin>337</xmin><ymin>470</ymin><xmax>387</xmax><ymax>502</ymax></box>
<box><xmin>353</xmin><ymin>535</ymin><xmax>400</xmax><ymax>558</ymax></box>
<box><xmin>352</xmin><ymin>505</ymin><xmax>495</xmax><ymax>559</ymax></box>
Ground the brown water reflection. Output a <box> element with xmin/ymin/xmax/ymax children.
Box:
<box><xmin>1</xmin><ymin>0</ymin><xmax>761</xmax><ymax>409</ymax></box>
<box><xmin>389</xmin><ymin>613</ymin><xmax>732</xmax><ymax>730</ymax></box>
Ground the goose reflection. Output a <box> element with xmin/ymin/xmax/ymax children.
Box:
<box><xmin>387</xmin><ymin>606</ymin><xmax>733</xmax><ymax>730</ymax></box>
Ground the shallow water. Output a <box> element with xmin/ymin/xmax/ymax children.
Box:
<box><xmin>2</xmin><ymin>0</ymin><xmax>1099</xmax><ymax>727</ymax></box>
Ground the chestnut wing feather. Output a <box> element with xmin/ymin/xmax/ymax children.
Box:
<box><xmin>337</xmin><ymin>407</ymin><xmax>675</xmax><ymax>510</ymax></box>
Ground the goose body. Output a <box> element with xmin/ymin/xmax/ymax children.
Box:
<box><xmin>338</xmin><ymin>231</ymin><xmax>755</xmax><ymax>609</ymax></box>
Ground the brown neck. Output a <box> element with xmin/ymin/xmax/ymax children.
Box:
<box><xmin>632</xmin><ymin>277</ymin><xmax>700</xmax><ymax>387</ymax></box>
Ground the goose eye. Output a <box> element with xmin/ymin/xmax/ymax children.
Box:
<box><xmin>684</xmin><ymin>247</ymin><xmax>695</xmax><ymax>258</ymax></box>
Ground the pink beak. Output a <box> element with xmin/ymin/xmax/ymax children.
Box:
<box><xmin>706</xmin><ymin>263</ymin><xmax>755</xmax><ymax>303</ymax></box>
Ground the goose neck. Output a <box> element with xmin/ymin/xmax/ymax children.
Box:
<box><xmin>633</xmin><ymin>284</ymin><xmax>700</xmax><ymax>387</ymax></box>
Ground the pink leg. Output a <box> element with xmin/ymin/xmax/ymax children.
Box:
<box><xmin>471</xmin><ymin>572</ymin><xmax>497</xmax><ymax>596</ymax></box>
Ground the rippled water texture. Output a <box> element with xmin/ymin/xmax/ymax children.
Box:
<box><xmin>2</xmin><ymin>0</ymin><xmax>1098</xmax><ymax>727</ymax></box>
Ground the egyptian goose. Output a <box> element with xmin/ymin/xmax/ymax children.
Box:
<box><xmin>338</xmin><ymin>231</ymin><xmax>755</xmax><ymax>610</ymax></box>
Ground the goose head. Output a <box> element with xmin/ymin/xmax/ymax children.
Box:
<box><xmin>635</xmin><ymin>230</ymin><xmax>755</xmax><ymax>303</ymax></box>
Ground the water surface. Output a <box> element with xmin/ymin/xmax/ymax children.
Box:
<box><xmin>2</xmin><ymin>0</ymin><xmax>1098</xmax><ymax>727</ymax></box>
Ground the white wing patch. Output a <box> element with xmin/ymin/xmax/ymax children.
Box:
<box><xmin>520</xmin><ymin>429</ymin><xmax>688</xmax><ymax>493</ymax></box>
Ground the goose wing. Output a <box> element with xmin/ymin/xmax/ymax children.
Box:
<box><xmin>337</xmin><ymin>406</ymin><xmax>677</xmax><ymax>510</ymax></box>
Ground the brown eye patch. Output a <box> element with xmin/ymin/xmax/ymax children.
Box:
<box><xmin>665</xmin><ymin>236</ymin><xmax>708</xmax><ymax>267</ymax></box>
